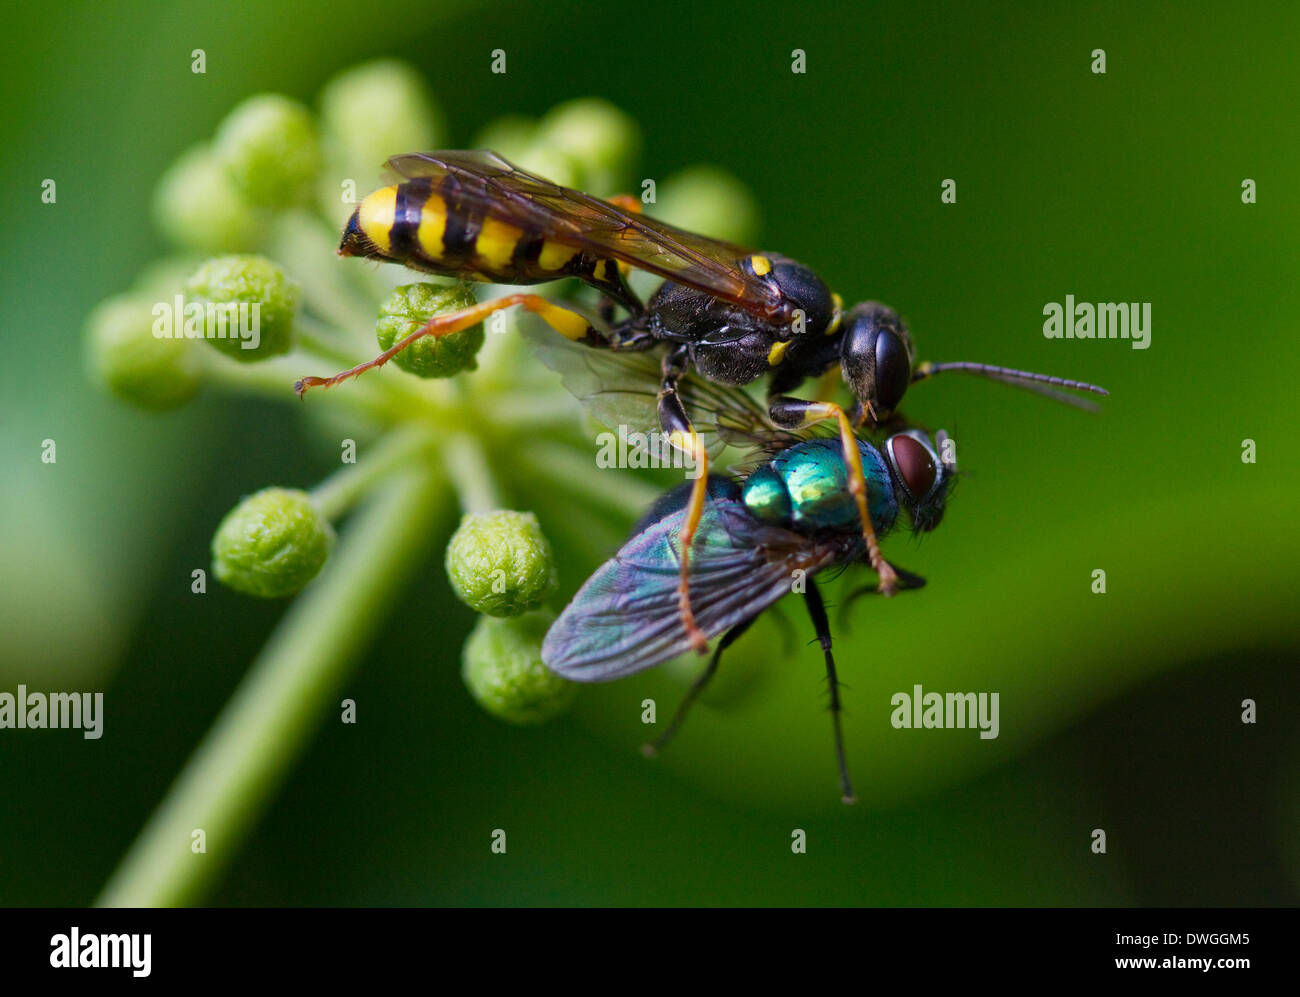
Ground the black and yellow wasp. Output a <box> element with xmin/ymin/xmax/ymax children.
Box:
<box><xmin>296</xmin><ymin>150</ymin><xmax>1107</xmax><ymax>651</ymax></box>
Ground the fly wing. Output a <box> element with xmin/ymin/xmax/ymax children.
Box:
<box><xmin>386</xmin><ymin>151</ymin><xmax>784</xmax><ymax>319</ymax></box>
<box><xmin>542</xmin><ymin>487</ymin><xmax>847</xmax><ymax>681</ymax></box>
<box><xmin>522</xmin><ymin>325</ymin><xmax>806</xmax><ymax>461</ymax></box>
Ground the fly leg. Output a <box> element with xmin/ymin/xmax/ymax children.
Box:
<box><xmin>659</xmin><ymin>344</ymin><xmax>711</xmax><ymax>654</ymax></box>
<box><xmin>768</xmin><ymin>395</ymin><xmax>899</xmax><ymax>596</ymax></box>
<box><xmin>294</xmin><ymin>293</ymin><xmax>598</xmax><ymax>394</ymax></box>
<box><xmin>836</xmin><ymin>565</ymin><xmax>927</xmax><ymax>627</ymax></box>
<box><xmin>642</xmin><ymin>616</ymin><xmax>756</xmax><ymax>758</ymax></box>
<box><xmin>804</xmin><ymin>578</ymin><xmax>855</xmax><ymax>804</ymax></box>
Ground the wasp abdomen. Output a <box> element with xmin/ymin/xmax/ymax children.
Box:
<box><xmin>342</xmin><ymin>182</ymin><xmax>618</xmax><ymax>290</ymax></box>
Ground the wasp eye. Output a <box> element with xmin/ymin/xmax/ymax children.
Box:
<box><xmin>889</xmin><ymin>433</ymin><xmax>937</xmax><ymax>500</ymax></box>
<box><xmin>874</xmin><ymin>329</ymin><xmax>912</xmax><ymax>415</ymax></box>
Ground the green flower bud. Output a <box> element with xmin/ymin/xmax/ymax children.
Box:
<box><xmin>212</xmin><ymin>488</ymin><xmax>334</xmax><ymax>597</ymax></box>
<box><xmin>376</xmin><ymin>282</ymin><xmax>483</xmax><ymax>378</ymax></box>
<box><xmin>184</xmin><ymin>255</ymin><xmax>299</xmax><ymax>362</ymax></box>
<box><xmin>319</xmin><ymin>60</ymin><xmax>445</xmax><ymax>176</ymax></box>
<box><xmin>536</xmin><ymin>98</ymin><xmax>640</xmax><ymax>193</ymax></box>
<box><xmin>461</xmin><ymin>610</ymin><xmax>575</xmax><ymax>725</ymax></box>
<box><xmin>513</xmin><ymin>144</ymin><xmax>584</xmax><ymax>191</ymax></box>
<box><xmin>133</xmin><ymin>255</ymin><xmax>203</xmax><ymax>298</ymax></box>
<box><xmin>213</xmin><ymin>94</ymin><xmax>321</xmax><ymax>208</ymax></box>
<box><xmin>470</xmin><ymin>114</ymin><xmax>538</xmax><ymax>165</ymax></box>
<box><xmin>153</xmin><ymin>144</ymin><xmax>266</xmax><ymax>252</ymax></box>
<box><xmin>85</xmin><ymin>295</ymin><xmax>202</xmax><ymax>410</ymax></box>
<box><xmin>657</xmin><ymin>166</ymin><xmax>760</xmax><ymax>246</ymax></box>
<box><xmin>445</xmin><ymin>510</ymin><xmax>556</xmax><ymax>616</ymax></box>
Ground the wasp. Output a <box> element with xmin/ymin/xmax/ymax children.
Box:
<box><xmin>542</xmin><ymin>420</ymin><xmax>953</xmax><ymax>803</ymax></box>
<box><xmin>296</xmin><ymin>151</ymin><xmax>1106</xmax><ymax>653</ymax></box>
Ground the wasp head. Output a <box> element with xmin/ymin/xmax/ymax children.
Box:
<box><xmin>840</xmin><ymin>302</ymin><xmax>916</xmax><ymax>422</ymax></box>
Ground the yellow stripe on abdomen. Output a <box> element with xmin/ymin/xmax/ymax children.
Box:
<box><xmin>416</xmin><ymin>193</ymin><xmax>448</xmax><ymax>260</ymax></box>
<box><xmin>476</xmin><ymin>216</ymin><xmax>525</xmax><ymax>271</ymax></box>
<box><xmin>538</xmin><ymin>240</ymin><xmax>579</xmax><ymax>272</ymax></box>
<box><xmin>357</xmin><ymin>186</ymin><xmax>399</xmax><ymax>254</ymax></box>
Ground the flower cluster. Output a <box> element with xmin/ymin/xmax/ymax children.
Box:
<box><xmin>84</xmin><ymin>59</ymin><xmax>758</xmax><ymax>726</ymax></box>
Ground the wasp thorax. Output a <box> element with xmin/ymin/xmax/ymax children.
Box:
<box><xmin>840</xmin><ymin>302</ymin><xmax>915</xmax><ymax>419</ymax></box>
<box><xmin>766</xmin><ymin>259</ymin><xmax>834</xmax><ymax>337</ymax></box>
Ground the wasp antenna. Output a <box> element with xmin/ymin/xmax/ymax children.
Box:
<box><xmin>916</xmin><ymin>361</ymin><xmax>1109</xmax><ymax>396</ymax></box>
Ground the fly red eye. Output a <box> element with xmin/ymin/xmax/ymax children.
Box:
<box><xmin>890</xmin><ymin>434</ymin><xmax>937</xmax><ymax>499</ymax></box>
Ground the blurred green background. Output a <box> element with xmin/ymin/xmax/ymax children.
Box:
<box><xmin>2</xmin><ymin>0</ymin><xmax>1297</xmax><ymax>905</ymax></box>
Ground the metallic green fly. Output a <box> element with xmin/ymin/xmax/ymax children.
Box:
<box><xmin>532</xmin><ymin>328</ymin><xmax>954</xmax><ymax>802</ymax></box>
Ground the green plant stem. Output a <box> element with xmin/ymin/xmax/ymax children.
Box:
<box><xmin>96</xmin><ymin>466</ymin><xmax>445</xmax><ymax>908</ymax></box>
<box><xmin>519</xmin><ymin>441</ymin><xmax>661</xmax><ymax>518</ymax></box>
<box><xmin>483</xmin><ymin>397</ymin><xmax>585</xmax><ymax>434</ymax></box>
<box><xmin>311</xmin><ymin>422</ymin><xmax>438</xmax><ymax>520</ymax></box>
<box><xmin>270</xmin><ymin>208</ymin><xmax>377</xmax><ymax>336</ymax></box>
<box><xmin>442</xmin><ymin>434</ymin><xmax>503</xmax><ymax>514</ymax></box>
<box><xmin>292</xmin><ymin>317</ymin><xmax>443</xmax><ymax>416</ymax></box>
<box><xmin>294</xmin><ymin>313</ymin><xmax>368</xmax><ymax>366</ymax></box>
<box><xmin>202</xmin><ymin>352</ymin><xmax>398</xmax><ymax>423</ymax></box>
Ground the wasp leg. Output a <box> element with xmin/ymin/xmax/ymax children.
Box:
<box><xmin>642</xmin><ymin>615</ymin><xmax>757</xmax><ymax>758</ymax></box>
<box><xmin>592</xmin><ymin>280</ymin><xmax>647</xmax><ymax>331</ymax></box>
<box><xmin>803</xmin><ymin>577</ymin><xmax>855</xmax><ymax>804</ymax></box>
<box><xmin>294</xmin><ymin>293</ymin><xmax>596</xmax><ymax>395</ymax></box>
<box><xmin>597</xmin><ymin>296</ymin><xmax>619</xmax><ymax>328</ymax></box>
<box><xmin>593</xmin><ymin>252</ymin><xmax>645</xmax><ymax>321</ymax></box>
<box><xmin>768</xmin><ymin>395</ymin><xmax>900</xmax><ymax>596</ymax></box>
<box><xmin>604</xmin><ymin>320</ymin><xmax>657</xmax><ymax>351</ymax></box>
<box><xmin>592</xmin><ymin>194</ymin><xmax>646</xmax><ymax>321</ymax></box>
<box><xmin>658</xmin><ymin>344</ymin><xmax>710</xmax><ymax>654</ymax></box>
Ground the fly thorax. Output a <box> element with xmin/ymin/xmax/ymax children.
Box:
<box><xmin>776</xmin><ymin>442</ymin><xmax>864</xmax><ymax>533</ymax></box>
<box><xmin>744</xmin><ymin>440</ymin><xmax>898</xmax><ymax>536</ymax></box>
<box><xmin>741</xmin><ymin>467</ymin><xmax>792</xmax><ymax>526</ymax></box>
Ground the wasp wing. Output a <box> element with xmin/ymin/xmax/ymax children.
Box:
<box><xmin>522</xmin><ymin>324</ymin><xmax>806</xmax><ymax>461</ymax></box>
<box><xmin>386</xmin><ymin>151</ymin><xmax>784</xmax><ymax>320</ymax></box>
<box><xmin>542</xmin><ymin>483</ymin><xmax>850</xmax><ymax>681</ymax></box>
